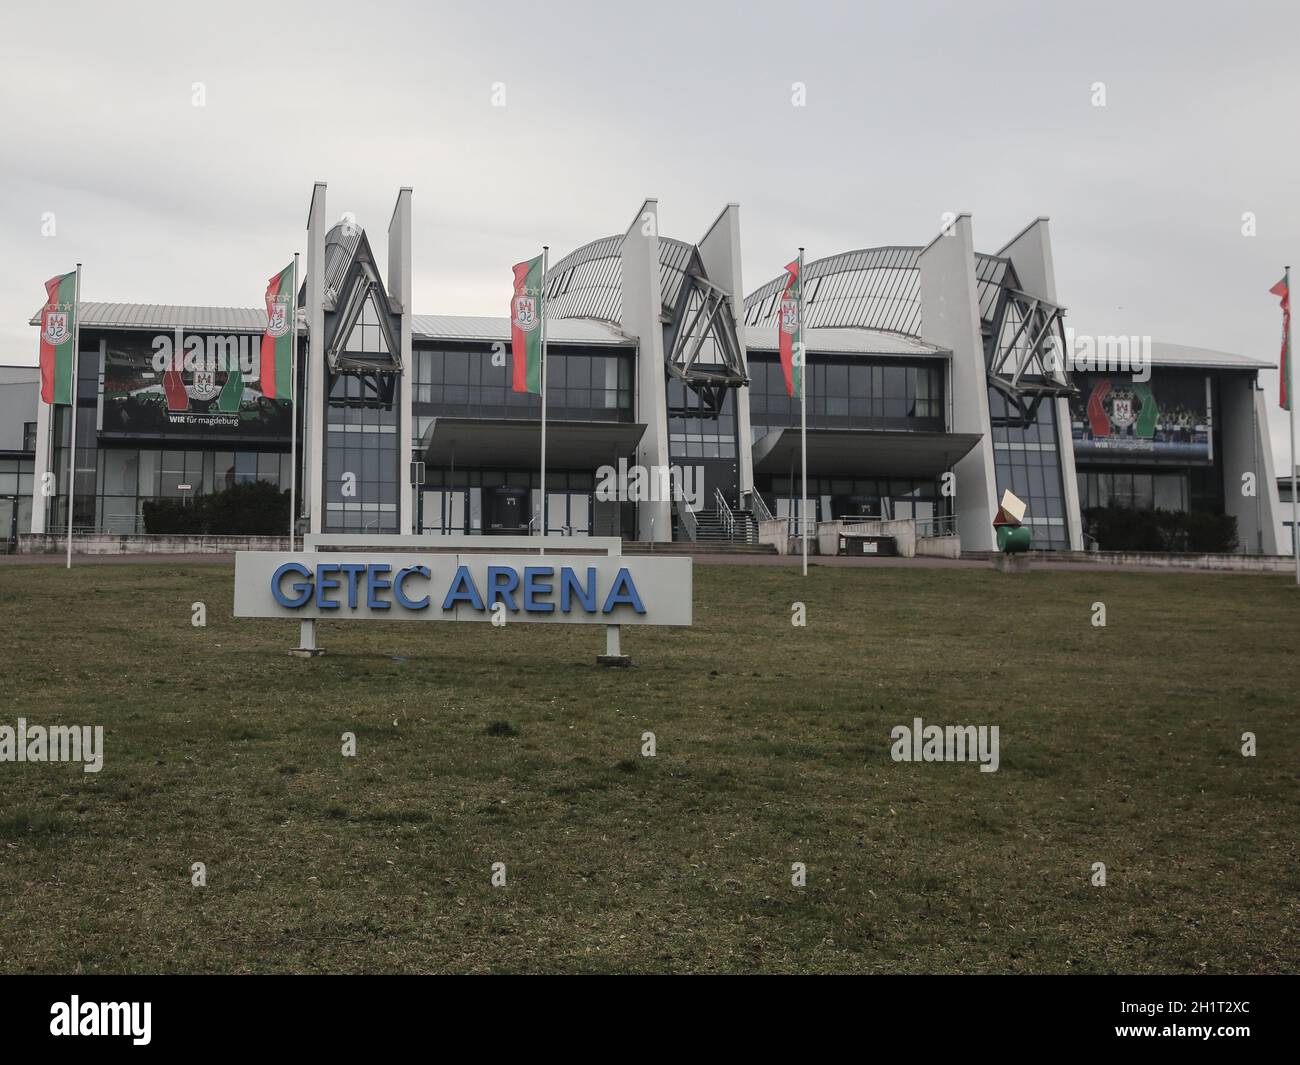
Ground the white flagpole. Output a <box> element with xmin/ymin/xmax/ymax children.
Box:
<box><xmin>65</xmin><ymin>262</ymin><xmax>82</xmax><ymax>570</ymax></box>
<box><xmin>289</xmin><ymin>253</ymin><xmax>300</xmax><ymax>553</ymax></box>
<box><xmin>1287</xmin><ymin>265</ymin><xmax>1296</xmax><ymax>585</ymax></box>
<box><xmin>799</xmin><ymin>247</ymin><xmax>808</xmax><ymax>577</ymax></box>
<box><xmin>540</xmin><ymin>246</ymin><xmax>549</xmax><ymax>554</ymax></box>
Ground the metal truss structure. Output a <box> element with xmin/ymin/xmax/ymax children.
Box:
<box><xmin>745</xmin><ymin>246</ymin><xmax>1075</xmax><ymax>426</ymax></box>
<box><xmin>984</xmin><ymin>286</ymin><xmax>1075</xmax><ymax>426</ymax></box>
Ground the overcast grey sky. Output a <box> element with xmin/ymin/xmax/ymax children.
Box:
<box><xmin>1</xmin><ymin>0</ymin><xmax>1297</xmax><ymax>464</ymax></box>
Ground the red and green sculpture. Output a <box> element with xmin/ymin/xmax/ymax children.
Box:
<box><xmin>993</xmin><ymin>489</ymin><xmax>1031</xmax><ymax>553</ymax></box>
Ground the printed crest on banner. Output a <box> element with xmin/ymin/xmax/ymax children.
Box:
<box><xmin>187</xmin><ymin>370</ymin><xmax>221</xmax><ymax>401</ymax></box>
<box><xmin>43</xmin><ymin>310</ymin><xmax>70</xmax><ymax>346</ymax></box>
<box><xmin>513</xmin><ymin>295</ymin><xmax>539</xmax><ymax>332</ymax></box>
<box><xmin>780</xmin><ymin>297</ymin><xmax>799</xmax><ymax>334</ymax></box>
<box><xmin>1109</xmin><ymin>392</ymin><xmax>1137</xmax><ymax>430</ymax></box>
<box><xmin>266</xmin><ymin>295</ymin><xmax>290</xmax><ymax>338</ymax></box>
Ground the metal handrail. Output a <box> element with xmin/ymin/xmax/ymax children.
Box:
<box><xmin>915</xmin><ymin>513</ymin><xmax>959</xmax><ymax>539</ymax></box>
<box><xmin>714</xmin><ymin>486</ymin><xmax>736</xmax><ymax>540</ymax></box>
<box><xmin>678</xmin><ymin>498</ymin><xmax>699</xmax><ymax>541</ymax></box>
<box><xmin>748</xmin><ymin>490</ymin><xmax>775</xmax><ymax>522</ymax></box>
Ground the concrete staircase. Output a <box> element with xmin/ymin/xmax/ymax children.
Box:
<box><xmin>689</xmin><ymin>507</ymin><xmax>760</xmax><ymax>545</ymax></box>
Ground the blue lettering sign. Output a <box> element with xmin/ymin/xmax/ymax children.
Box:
<box><xmin>442</xmin><ymin>565</ymin><xmax>484</xmax><ymax>611</ymax></box>
<box><xmin>339</xmin><ymin>563</ymin><xmax>366</xmax><ymax>609</ymax></box>
<box><xmin>601</xmin><ymin>567</ymin><xmax>646</xmax><ymax>614</ymax></box>
<box><xmin>560</xmin><ymin>567</ymin><xmax>597</xmax><ymax>613</ymax></box>
<box><xmin>271</xmin><ymin>562</ymin><xmax>313</xmax><ymax>608</ymax></box>
<box><xmin>367</xmin><ymin>564</ymin><xmax>392</xmax><ymax>610</ymax></box>
<box><xmin>394</xmin><ymin>565</ymin><xmax>431</xmax><ymax>610</ymax></box>
<box><xmin>487</xmin><ymin>566</ymin><xmax>520</xmax><ymax>612</ymax></box>
<box><xmin>315</xmin><ymin>563</ymin><xmax>342</xmax><ymax>610</ymax></box>
<box><xmin>522</xmin><ymin>566</ymin><xmax>555</xmax><ymax>613</ymax></box>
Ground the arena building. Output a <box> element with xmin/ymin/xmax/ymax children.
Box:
<box><xmin>6</xmin><ymin>184</ymin><xmax>1286</xmax><ymax>556</ymax></box>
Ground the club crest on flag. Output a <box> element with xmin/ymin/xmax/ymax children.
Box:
<box><xmin>266</xmin><ymin>296</ymin><xmax>290</xmax><ymax>338</ymax></box>
<box><xmin>43</xmin><ymin>310</ymin><xmax>70</xmax><ymax>346</ymax></box>
<box><xmin>780</xmin><ymin>298</ymin><xmax>799</xmax><ymax>334</ymax></box>
<box><xmin>513</xmin><ymin>295</ymin><xmax>539</xmax><ymax>333</ymax></box>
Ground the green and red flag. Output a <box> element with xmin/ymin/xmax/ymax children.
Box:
<box><xmin>778</xmin><ymin>257</ymin><xmax>803</xmax><ymax>399</ymax></box>
<box><xmin>510</xmin><ymin>254</ymin><xmax>544</xmax><ymax>394</ymax></box>
<box><xmin>1270</xmin><ymin>274</ymin><xmax>1291</xmax><ymax>410</ymax></box>
<box><xmin>38</xmin><ymin>271</ymin><xmax>77</xmax><ymax>405</ymax></box>
<box><xmin>260</xmin><ymin>262</ymin><xmax>295</xmax><ymax>401</ymax></box>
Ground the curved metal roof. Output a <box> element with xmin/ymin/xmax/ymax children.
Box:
<box><xmin>743</xmin><ymin>247</ymin><xmax>1012</xmax><ymax>339</ymax></box>
<box><xmin>544</xmin><ymin>235</ymin><xmax>697</xmax><ymax>324</ymax></box>
<box><xmin>323</xmin><ymin>220</ymin><xmax>363</xmax><ymax>307</ymax></box>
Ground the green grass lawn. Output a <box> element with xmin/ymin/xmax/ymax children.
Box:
<box><xmin>0</xmin><ymin>560</ymin><xmax>1296</xmax><ymax>974</ymax></box>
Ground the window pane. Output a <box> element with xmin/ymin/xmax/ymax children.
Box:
<box><xmin>103</xmin><ymin>449</ymin><xmax>138</xmax><ymax>495</ymax></box>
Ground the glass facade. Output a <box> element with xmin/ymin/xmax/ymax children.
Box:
<box><xmin>769</xmin><ymin>474</ymin><xmax>941</xmax><ymax>525</ymax></box>
<box><xmin>44</xmin><ymin>340</ymin><xmax>290</xmax><ymax>533</ymax></box>
<box><xmin>748</xmin><ymin>353</ymin><xmax>948</xmax><ymax>522</ymax></box>
<box><xmin>49</xmin><ymin>345</ymin><xmax>101</xmax><ymax>530</ymax></box>
<box><xmin>1070</xmin><ymin>371</ymin><xmax>1227</xmax><ymax>528</ymax></box>
<box><xmin>988</xmin><ymin>390</ymin><xmax>1070</xmax><ymax>549</ymax></box>
<box><xmin>667</xmin><ymin>377</ymin><xmax>737</xmax><ymax>459</ymax></box>
<box><xmin>324</xmin><ymin>372</ymin><xmax>400</xmax><ymax>533</ymax></box>
<box><xmin>32</xmin><ymin>323</ymin><xmax>1269</xmax><ymax>551</ymax></box>
<box><xmin>1078</xmin><ymin>466</ymin><xmax>1223</xmax><ymax>515</ymax></box>
<box><xmin>410</xmin><ymin>344</ymin><xmax>637</xmax><ymax>535</ymax></box>
<box><xmin>413</xmin><ymin>345</ymin><xmax>633</xmax><ymax>423</ymax></box>
<box><xmin>748</xmin><ymin>355</ymin><xmax>944</xmax><ymax>432</ymax></box>
<box><xmin>0</xmin><ymin>456</ymin><xmax>34</xmax><ymax>547</ymax></box>
<box><xmin>90</xmin><ymin>447</ymin><xmax>290</xmax><ymax>533</ymax></box>
<box><xmin>416</xmin><ymin>467</ymin><xmax>629</xmax><ymax>537</ymax></box>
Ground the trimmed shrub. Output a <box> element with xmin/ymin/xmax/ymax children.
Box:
<box><xmin>143</xmin><ymin>479</ymin><xmax>288</xmax><ymax>536</ymax></box>
<box><xmin>1083</xmin><ymin>506</ymin><xmax>1237</xmax><ymax>554</ymax></box>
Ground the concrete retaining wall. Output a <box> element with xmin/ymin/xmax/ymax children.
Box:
<box><xmin>820</xmin><ymin>519</ymin><xmax>918</xmax><ymax>558</ymax></box>
<box><xmin>20</xmin><ymin>533</ymin><xmax>290</xmax><ymax>555</ymax></box>
<box><xmin>916</xmin><ymin>535</ymin><xmax>962</xmax><ymax>559</ymax></box>
<box><xmin>757</xmin><ymin>519</ymin><xmax>789</xmax><ymax>555</ymax></box>
<box><xmin>757</xmin><ymin>518</ymin><xmax>964</xmax><ymax>560</ymax></box>
<box><xmin>966</xmin><ymin>548</ymin><xmax>1297</xmax><ymax>573</ymax></box>
<box><xmin>1070</xmin><ymin>551</ymin><xmax>1296</xmax><ymax>572</ymax></box>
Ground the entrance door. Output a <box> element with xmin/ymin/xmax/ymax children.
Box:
<box><xmin>568</xmin><ymin>494</ymin><xmax>590</xmax><ymax>535</ymax></box>
<box><xmin>546</xmin><ymin>492</ymin><xmax>568</xmax><ymax>535</ymax></box>
<box><xmin>531</xmin><ymin>491</ymin><xmax>593</xmax><ymax>536</ymax></box>
<box><xmin>421</xmin><ymin>490</ymin><xmax>468</xmax><ymax>534</ymax></box>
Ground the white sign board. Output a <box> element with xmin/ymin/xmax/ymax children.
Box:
<box><xmin>234</xmin><ymin>552</ymin><xmax>693</xmax><ymax>627</ymax></box>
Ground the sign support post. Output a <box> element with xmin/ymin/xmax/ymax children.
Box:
<box><xmin>291</xmin><ymin>617</ymin><xmax>322</xmax><ymax>658</ymax></box>
<box><xmin>598</xmin><ymin>623</ymin><xmax>629</xmax><ymax>667</ymax></box>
